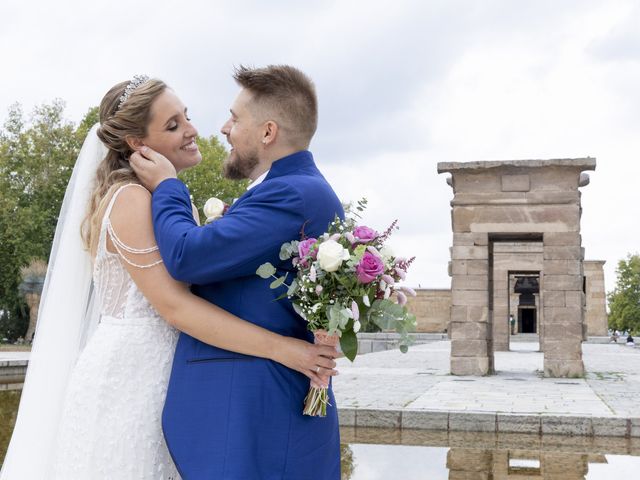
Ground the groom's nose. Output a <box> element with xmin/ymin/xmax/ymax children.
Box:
<box><xmin>221</xmin><ymin>119</ymin><xmax>231</xmax><ymax>136</ymax></box>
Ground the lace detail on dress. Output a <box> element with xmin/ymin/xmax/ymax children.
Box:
<box><xmin>93</xmin><ymin>184</ymin><xmax>162</xmax><ymax>319</ymax></box>
<box><xmin>51</xmin><ymin>183</ymin><xmax>180</xmax><ymax>478</ymax></box>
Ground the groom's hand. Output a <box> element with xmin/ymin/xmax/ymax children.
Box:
<box><xmin>130</xmin><ymin>146</ymin><xmax>177</xmax><ymax>192</ymax></box>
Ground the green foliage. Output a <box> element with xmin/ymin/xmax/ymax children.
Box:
<box><xmin>0</xmin><ymin>101</ymin><xmax>240</xmax><ymax>341</ymax></box>
<box><xmin>608</xmin><ymin>253</ymin><xmax>640</xmax><ymax>334</ymax></box>
<box><xmin>339</xmin><ymin>326</ymin><xmax>358</xmax><ymax>362</ymax></box>
<box><xmin>256</xmin><ymin>263</ymin><xmax>277</xmax><ymax>279</ymax></box>
<box><xmin>178</xmin><ymin>135</ymin><xmax>248</xmax><ymax>218</ymax></box>
<box><xmin>0</xmin><ymin>100</ymin><xmax>88</xmax><ymax>340</ymax></box>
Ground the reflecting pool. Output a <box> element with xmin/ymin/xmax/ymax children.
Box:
<box><xmin>340</xmin><ymin>427</ymin><xmax>640</xmax><ymax>479</ymax></box>
<box><xmin>3</xmin><ymin>390</ymin><xmax>640</xmax><ymax>478</ymax></box>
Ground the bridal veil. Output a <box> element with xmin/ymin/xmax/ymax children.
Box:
<box><xmin>1</xmin><ymin>124</ymin><xmax>104</xmax><ymax>479</ymax></box>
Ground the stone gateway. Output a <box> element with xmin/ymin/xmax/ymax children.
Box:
<box><xmin>437</xmin><ymin>158</ymin><xmax>597</xmax><ymax>378</ymax></box>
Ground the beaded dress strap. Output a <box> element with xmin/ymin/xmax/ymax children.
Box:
<box><xmin>104</xmin><ymin>183</ymin><xmax>163</xmax><ymax>269</ymax></box>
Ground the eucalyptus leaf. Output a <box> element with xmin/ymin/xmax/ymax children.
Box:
<box><xmin>327</xmin><ymin>304</ymin><xmax>341</xmax><ymax>333</ymax></box>
<box><xmin>270</xmin><ymin>275</ymin><xmax>287</xmax><ymax>289</ymax></box>
<box><xmin>256</xmin><ymin>263</ymin><xmax>276</xmax><ymax>279</ymax></box>
<box><xmin>287</xmin><ymin>279</ymin><xmax>299</xmax><ymax>296</ymax></box>
<box><xmin>279</xmin><ymin>242</ymin><xmax>293</xmax><ymax>261</ymax></box>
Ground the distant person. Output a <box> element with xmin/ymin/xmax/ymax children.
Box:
<box><xmin>509</xmin><ymin>314</ymin><xmax>516</xmax><ymax>335</ymax></box>
<box><xmin>627</xmin><ymin>335</ymin><xmax>635</xmax><ymax>346</ymax></box>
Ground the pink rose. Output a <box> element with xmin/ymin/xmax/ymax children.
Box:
<box><xmin>356</xmin><ymin>252</ymin><xmax>385</xmax><ymax>284</ymax></box>
<box><xmin>298</xmin><ymin>238</ymin><xmax>317</xmax><ymax>267</ymax></box>
<box><xmin>352</xmin><ymin>226</ymin><xmax>378</xmax><ymax>244</ymax></box>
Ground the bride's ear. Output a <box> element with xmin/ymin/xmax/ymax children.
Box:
<box><xmin>125</xmin><ymin>135</ymin><xmax>144</xmax><ymax>151</ymax></box>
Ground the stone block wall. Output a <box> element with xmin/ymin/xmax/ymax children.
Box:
<box><xmin>438</xmin><ymin>158</ymin><xmax>596</xmax><ymax>377</ymax></box>
<box><xmin>404</xmin><ymin>289</ymin><xmax>451</xmax><ymax>332</ymax></box>
<box><xmin>583</xmin><ymin>260</ymin><xmax>608</xmax><ymax>336</ymax></box>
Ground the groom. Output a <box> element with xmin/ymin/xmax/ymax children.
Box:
<box><xmin>131</xmin><ymin>65</ymin><xmax>343</xmax><ymax>479</ymax></box>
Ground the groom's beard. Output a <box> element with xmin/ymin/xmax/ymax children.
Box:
<box><xmin>223</xmin><ymin>150</ymin><xmax>260</xmax><ymax>180</ymax></box>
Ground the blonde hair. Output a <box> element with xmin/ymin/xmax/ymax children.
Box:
<box><xmin>81</xmin><ymin>78</ymin><xmax>167</xmax><ymax>256</ymax></box>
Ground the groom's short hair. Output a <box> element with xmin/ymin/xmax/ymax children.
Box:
<box><xmin>233</xmin><ymin>65</ymin><xmax>318</xmax><ymax>149</ymax></box>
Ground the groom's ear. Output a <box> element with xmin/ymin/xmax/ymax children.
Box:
<box><xmin>261</xmin><ymin>120</ymin><xmax>279</xmax><ymax>146</ymax></box>
<box><xmin>125</xmin><ymin>135</ymin><xmax>145</xmax><ymax>151</ymax></box>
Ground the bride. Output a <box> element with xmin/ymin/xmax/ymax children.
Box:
<box><xmin>1</xmin><ymin>76</ymin><xmax>338</xmax><ymax>479</ymax></box>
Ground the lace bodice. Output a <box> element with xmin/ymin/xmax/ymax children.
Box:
<box><xmin>93</xmin><ymin>184</ymin><xmax>161</xmax><ymax>319</ymax></box>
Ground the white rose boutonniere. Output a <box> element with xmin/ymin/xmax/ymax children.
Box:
<box><xmin>203</xmin><ymin>197</ymin><xmax>227</xmax><ymax>224</ymax></box>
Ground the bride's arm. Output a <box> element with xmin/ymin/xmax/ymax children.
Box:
<box><xmin>107</xmin><ymin>185</ymin><xmax>337</xmax><ymax>386</ymax></box>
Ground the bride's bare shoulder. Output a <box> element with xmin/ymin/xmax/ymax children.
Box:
<box><xmin>106</xmin><ymin>184</ymin><xmax>155</xmax><ymax>247</ymax></box>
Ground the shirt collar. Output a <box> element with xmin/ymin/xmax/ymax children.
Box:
<box><xmin>247</xmin><ymin>170</ymin><xmax>270</xmax><ymax>190</ymax></box>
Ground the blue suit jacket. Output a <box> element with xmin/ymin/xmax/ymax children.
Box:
<box><xmin>152</xmin><ymin>151</ymin><xmax>343</xmax><ymax>479</ymax></box>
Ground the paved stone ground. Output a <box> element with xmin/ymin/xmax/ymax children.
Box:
<box><xmin>333</xmin><ymin>341</ymin><xmax>640</xmax><ymax>436</ymax></box>
<box><xmin>0</xmin><ymin>352</ymin><xmax>29</xmax><ymax>361</ymax></box>
<box><xmin>4</xmin><ymin>345</ymin><xmax>639</xmax><ymax>435</ymax></box>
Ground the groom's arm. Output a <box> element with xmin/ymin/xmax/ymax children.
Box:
<box><xmin>152</xmin><ymin>177</ymin><xmax>305</xmax><ymax>284</ymax></box>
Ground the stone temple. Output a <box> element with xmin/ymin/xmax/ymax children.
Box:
<box><xmin>404</xmin><ymin>158</ymin><xmax>606</xmax><ymax>378</ymax></box>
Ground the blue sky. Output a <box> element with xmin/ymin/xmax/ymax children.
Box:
<box><xmin>2</xmin><ymin>0</ymin><xmax>639</xmax><ymax>292</ymax></box>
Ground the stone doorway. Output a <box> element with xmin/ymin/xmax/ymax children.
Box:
<box><xmin>439</xmin><ymin>158</ymin><xmax>596</xmax><ymax>377</ymax></box>
<box><xmin>512</xmin><ymin>273</ymin><xmax>540</xmax><ymax>335</ymax></box>
<box><xmin>519</xmin><ymin>307</ymin><xmax>537</xmax><ymax>333</ymax></box>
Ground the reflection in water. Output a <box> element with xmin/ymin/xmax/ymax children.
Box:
<box><xmin>0</xmin><ymin>390</ymin><xmax>21</xmax><ymax>466</ymax></box>
<box><xmin>3</xmin><ymin>388</ymin><xmax>640</xmax><ymax>478</ymax></box>
<box><xmin>341</xmin><ymin>427</ymin><xmax>640</xmax><ymax>479</ymax></box>
<box><xmin>340</xmin><ymin>444</ymin><xmax>355</xmax><ymax>480</ymax></box>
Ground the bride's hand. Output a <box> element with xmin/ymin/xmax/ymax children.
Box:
<box><xmin>273</xmin><ymin>337</ymin><xmax>340</xmax><ymax>387</ymax></box>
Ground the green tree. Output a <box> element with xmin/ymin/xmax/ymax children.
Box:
<box><xmin>178</xmin><ymin>135</ymin><xmax>248</xmax><ymax>218</ymax></box>
<box><xmin>0</xmin><ymin>101</ymin><xmax>93</xmax><ymax>340</ymax></box>
<box><xmin>608</xmin><ymin>253</ymin><xmax>640</xmax><ymax>334</ymax></box>
<box><xmin>0</xmin><ymin>100</ymin><xmax>243</xmax><ymax>341</ymax></box>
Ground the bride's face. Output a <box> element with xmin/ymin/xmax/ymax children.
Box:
<box><xmin>141</xmin><ymin>89</ymin><xmax>202</xmax><ymax>172</ymax></box>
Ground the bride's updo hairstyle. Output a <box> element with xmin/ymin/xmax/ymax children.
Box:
<box><xmin>82</xmin><ymin>77</ymin><xmax>167</xmax><ymax>256</ymax></box>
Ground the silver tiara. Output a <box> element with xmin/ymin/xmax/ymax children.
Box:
<box><xmin>117</xmin><ymin>74</ymin><xmax>150</xmax><ymax>110</ymax></box>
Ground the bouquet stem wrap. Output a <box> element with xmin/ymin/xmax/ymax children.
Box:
<box><xmin>303</xmin><ymin>329</ymin><xmax>339</xmax><ymax>417</ymax></box>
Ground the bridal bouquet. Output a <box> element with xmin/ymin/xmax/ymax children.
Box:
<box><xmin>256</xmin><ymin>199</ymin><xmax>417</xmax><ymax>416</ymax></box>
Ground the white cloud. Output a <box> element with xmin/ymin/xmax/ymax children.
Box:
<box><xmin>1</xmin><ymin>0</ymin><xmax>639</xmax><ymax>292</ymax></box>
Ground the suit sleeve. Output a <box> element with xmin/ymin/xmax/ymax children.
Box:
<box><xmin>151</xmin><ymin>178</ymin><xmax>305</xmax><ymax>284</ymax></box>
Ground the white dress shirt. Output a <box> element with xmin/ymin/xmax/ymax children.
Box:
<box><xmin>247</xmin><ymin>170</ymin><xmax>269</xmax><ymax>190</ymax></box>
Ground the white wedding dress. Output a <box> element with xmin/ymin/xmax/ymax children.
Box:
<box><xmin>51</xmin><ymin>184</ymin><xmax>180</xmax><ymax>479</ymax></box>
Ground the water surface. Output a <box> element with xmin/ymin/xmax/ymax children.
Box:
<box><xmin>3</xmin><ymin>390</ymin><xmax>640</xmax><ymax>478</ymax></box>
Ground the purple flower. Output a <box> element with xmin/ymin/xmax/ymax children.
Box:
<box><xmin>351</xmin><ymin>300</ymin><xmax>360</xmax><ymax>321</ymax></box>
<box><xmin>396</xmin><ymin>291</ymin><xmax>408</xmax><ymax>306</ymax></box>
<box><xmin>298</xmin><ymin>238</ymin><xmax>317</xmax><ymax>267</ymax></box>
<box><xmin>395</xmin><ymin>267</ymin><xmax>407</xmax><ymax>280</ymax></box>
<box><xmin>353</xmin><ymin>226</ymin><xmax>378</xmax><ymax>244</ymax></box>
<box><xmin>381</xmin><ymin>274</ymin><xmax>395</xmax><ymax>285</ymax></box>
<box><xmin>401</xmin><ymin>286</ymin><xmax>417</xmax><ymax>296</ymax></box>
<box><xmin>356</xmin><ymin>252</ymin><xmax>385</xmax><ymax>284</ymax></box>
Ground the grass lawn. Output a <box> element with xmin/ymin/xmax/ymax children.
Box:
<box><xmin>0</xmin><ymin>345</ymin><xmax>31</xmax><ymax>352</ymax></box>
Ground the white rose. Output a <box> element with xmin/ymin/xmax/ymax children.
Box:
<box><xmin>380</xmin><ymin>245</ymin><xmax>394</xmax><ymax>260</ymax></box>
<box><xmin>316</xmin><ymin>240</ymin><xmax>350</xmax><ymax>272</ymax></box>
<box><xmin>203</xmin><ymin>197</ymin><xmax>225</xmax><ymax>222</ymax></box>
